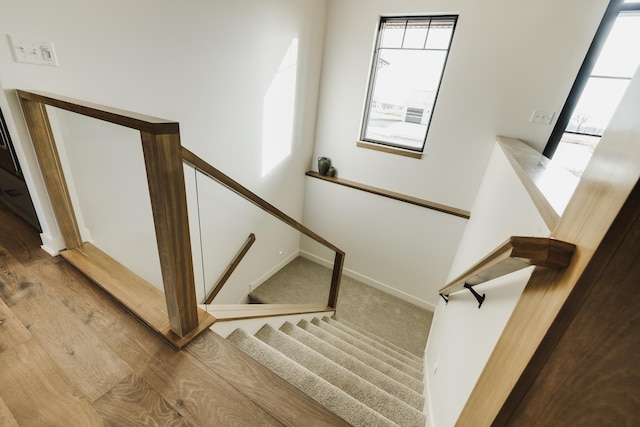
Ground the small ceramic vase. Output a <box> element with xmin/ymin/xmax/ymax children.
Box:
<box><xmin>318</xmin><ymin>157</ymin><xmax>331</xmax><ymax>176</ymax></box>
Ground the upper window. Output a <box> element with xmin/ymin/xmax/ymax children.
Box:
<box><xmin>544</xmin><ymin>0</ymin><xmax>640</xmax><ymax>176</ymax></box>
<box><xmin>360</xmin><ymin>16</ymin><xmax>457</xmax><ymax>155</ymax></box>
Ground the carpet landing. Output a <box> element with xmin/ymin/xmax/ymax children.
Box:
<box><xmin>249</xmin><ymin>256</ymin><xmax>433</xmax><ymax>356</ymax></box>
<box><xmin>227</xmin><ymin>315</ymin><xmax>427</xmax><ymax>427</ymax></box>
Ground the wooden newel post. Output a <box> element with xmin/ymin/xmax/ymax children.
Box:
<box><xmin>140</xmin><ymin>131</ymin><xmax>199</xmax><ymax>337</ymax></box>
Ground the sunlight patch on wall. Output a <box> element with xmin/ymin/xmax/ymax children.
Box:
<box><xmin>262</xmin><ymin>39</ymin><xmax>298</xmax><ymax>177</ymax></box>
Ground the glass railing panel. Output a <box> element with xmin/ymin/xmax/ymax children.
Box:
<box><xmin>46</xmin><ymin>106</ymin><xmax>164</xmax><ymax>292</ymax></box>
<box><xmin>188</xmin><ymin>167</ymin><xmax>335</xmax><ymax>307</ymax></box>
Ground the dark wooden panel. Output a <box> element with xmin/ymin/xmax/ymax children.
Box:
<box><xmin>187</xmin><ymin>331</ymin><xmax>351</xmax><ymax>427</ymax></box>
<box><xmin>92</xmin><ymin>372</ymin><xmax>192</xmax><ymax>427</ymax></box>
<box><xmin>504</xmin><ymin>183</ymin><xmax>640</xmax><ymax>426</ymax></box>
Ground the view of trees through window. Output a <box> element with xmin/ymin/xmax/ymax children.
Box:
<box><xmin>360</xmin><ymin>16</ymin><xmax>457</xmax><ymax>152</ymax></box>
<box><xmin>553</xmin><ymin>3</ymin><xmax>640</xmax><ymax>176</ymax></box>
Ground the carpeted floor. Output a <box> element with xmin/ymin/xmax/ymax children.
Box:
<box><xmin>249</xmin><ymin>257</ymin><xmax>433</xmax><ymax>356</ymax></box>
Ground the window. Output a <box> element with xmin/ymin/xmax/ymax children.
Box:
<box><xmin>360</xmin><ymin>16</ymin><xmax>457</xmax><ymax>155</ymax></box>
<box><xmin>544</xmin><ymin>0</ymin><xmax>640</xmax><ymax>176</ymax></box>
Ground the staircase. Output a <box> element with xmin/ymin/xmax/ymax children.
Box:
<box><xmin>226</xmin><ymin>315</ymin><xmax>427</xmax><ymax>427</ymax></box>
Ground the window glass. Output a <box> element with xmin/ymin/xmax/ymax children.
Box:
<box><xmin>361</xmin><ymin>16</ymin><xmax>457</xmax><ymax>153</ymax></box>
<box><xmin>546</xmin><ymin>3</ymin><xmax>640</xmax><ymax>177</ymax></box>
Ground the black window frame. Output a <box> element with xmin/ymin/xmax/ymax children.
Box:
<box><xmin>543</xmin><ymin>0</ymin><xmax>640</xmax><ymax>158</ymax></box>
<box><xmin>360</xmin><ymin>15</ymin><xmax>458</xmax><ymax>155</ymax></box>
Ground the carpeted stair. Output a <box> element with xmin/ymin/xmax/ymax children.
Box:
<box><xmin>226</xmin><ymin>315</ymin><xmax>426</xmax><ymax>427</ymax></box>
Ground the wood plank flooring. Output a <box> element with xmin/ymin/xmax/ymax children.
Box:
<box><xmin>0</xmin><ymin>202</ymin><xmax>348</xmax><ymax>426</ymax></box>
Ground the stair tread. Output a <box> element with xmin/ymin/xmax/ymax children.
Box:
<box><xmin>298</xmin><ymin>319</ymin><xmax>424</xmax><ymax>391</ymax></box>
<box><xmin>280</xmin><ymin>321</ymin><xmax>424</xmax><ymax>410</ymax></box>
<box><xmin>324</xmin><ymin>316</ymin><xmax>424</xmax><ymax>370</ymax></box>
<box><xmin>310</xmin><ymin>318</ymin><xmax>424</xmax><ymax>380</ymax></box>
<box><xmin>255</xmin><ymin>324</ymin><xmax>426</xmax><ymax>427</ymax></box>
<box><xmin>226</xmin><ymin>328</ymin><xmax>400</xmax><ymax>427</ymax></box>
<box><xmin>332</xmin><ymin>315</ymin><xmax>424</xmax><ymax>362</ymax></box>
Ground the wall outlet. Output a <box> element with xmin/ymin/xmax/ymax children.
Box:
<box><xmin>530</xmin><ymin>110</ymin><xmax>554</xmax><ymax>125</ymax></box>
<box><xmin>9</xmin><ymin>35</ymin><xmax>59</xmax><ymax>66</ymax></box>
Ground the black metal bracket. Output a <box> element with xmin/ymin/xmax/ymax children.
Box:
<box><xmin>440</xmin><ymin>293</ymin><xmax>449</xmax><ymax>304</ymax></box>
<box><xmin>464</xmin><ymin>283</ymin><xmax>486</xmax><ymax>308</ymax></box>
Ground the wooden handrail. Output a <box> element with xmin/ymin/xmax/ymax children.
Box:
<box><xmin>182</xmin><ymin>147</ymin><xmax>345</xmax><ymax>309</ymax></box>
<box><xmin>17</xmin><ymin>90</ymin><xmax>179</xmax><ymax>134</ymax></box>
<box><xmin>306</xmin><ymin>170</ymin><xmax>471</xmax><ymax>219</ymax></box>
<box><xmin>439</xmin><ymin>236</ymin><xmax>575</xmax><ymax>298</ymax></box>
<box><xmin>204</xmin><ymin>233</ymin><xmax>256</xmax><ymax>304</ymax></box>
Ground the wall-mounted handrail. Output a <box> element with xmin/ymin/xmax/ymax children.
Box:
<box><xmin>306</xmin><ymin>171</ymin><xmax>471</xmax><ymax>219</ymax></box>
<box><xmin>204</xmin><ymin>233</ymin><xmax>256</xmax><ymax>304</ymax></box>
<box><xmin>182</xmin><ymin>147</ymin><xmax>345</xmax><ymax>309</ymax></box>
<box><xmin>439</xmin><ymin>236</ymin><xmax>575</xmax><ymax>306</ymax></box>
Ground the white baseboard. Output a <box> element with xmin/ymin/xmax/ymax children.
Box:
<box><xmin>39</xmin><ymin>232</ymin><xmax>65</xmax><ymax>256</ymax></box>
<box><xmin>299</xmin><ymin>250</ymin><xmax>436</xmax><ymax>311</ymax></box>
<box><xmin>242</xmin><ymin>249</ymin><xmax>301</xmax><ymax>301</ymax></box>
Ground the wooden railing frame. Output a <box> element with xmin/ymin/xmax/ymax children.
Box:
<box><xmin>17</xmin><ymin>89</ymin><xmax>345</xmax><ymax>342</ymax></box>
<box><xmin>182</xmin><ymin>147</ymin><xmax>345</xmax><ymax>309</ymax></box>
<box><xmin>439</xmin><ymin>236</ymin><xmax>576</xmax><ymax>300</ymax></box>
<box><xmin>204</xmin><ymin>233</ymin><xmax>256</xmax><ymax>304</ymax></box>
<box><xmin>17</xmin><ymin>89</ymin><xmax>206</xmax><ymax>344</ymax></box>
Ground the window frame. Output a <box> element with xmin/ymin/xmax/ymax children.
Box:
<box><xmin>543</xmin><ymin>0</ymin><xmax>640</xmax><ymax>158</ymax></box>
<box><xmin>359</xmin><ymin>15</ymin><xmax>458</xmax><ymax>157</ymax></box>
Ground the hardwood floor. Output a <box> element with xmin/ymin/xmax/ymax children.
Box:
<box><xmin>0</xmin><ymin>202</ymin><xmax>348</xmax><ymax>426</ymax></box>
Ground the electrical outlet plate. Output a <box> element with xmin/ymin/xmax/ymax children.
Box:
<box><xmin>530</xmin><ymin>110</ymin><xmax>554</xmax><ymax>125</ymax></box>
<box><xmin>8</xmin><ymin>35</ymin><xmax>59</xmax><ymax>66</ymax></box>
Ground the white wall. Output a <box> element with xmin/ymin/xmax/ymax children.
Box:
<box><xmin>302</xmin><ymin>0</ymin><xmax>608</xmax><ymax>308</ymax></box>
<box><xmin>425</xmin><ymin>143</ymin><xmax>550</xmax><ymax>426</ymax></box>
<box><xmin>0</xmin><ymin>0</ymin><xmax>328</xmax><ymax>303</ymax></box>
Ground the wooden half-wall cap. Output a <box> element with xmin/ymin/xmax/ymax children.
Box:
<box><xmin>439</xmin><ymin>236</ymin><xmax>576</xmax><ymax>300</ymax></box>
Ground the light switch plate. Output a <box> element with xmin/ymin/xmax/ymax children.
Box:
<box><xmin>8</xmin><ymin>35</ymin><xmax>59</xmax><ymax>66</ymax></box>
<box><xmin>530</xmin><ymin>110</ymin><xmax>554</xmax><ymax>125</ymax></box>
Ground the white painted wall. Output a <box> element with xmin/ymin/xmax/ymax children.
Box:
<box><xmin>0</xmin><ymin>0</ymin><xmax>328</xmax><ymax>303</ymax></box>
<box><xmin>424</xmin><ymin>143</ymin><xmax>550</xmax><ymax>426</ymax></box>
<box><xmin>302</xmin><ymin>178</ymin><xmax>467</xmax><ymax>310</ymax></box>
<box><xmin>302</xmin><ymin>0</ymin><xmax>608</xmax><ymax>308</ymax></box>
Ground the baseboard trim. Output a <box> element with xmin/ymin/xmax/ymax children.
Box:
<box><xmin>299</xmin><ymin>250</ymin><xmax>436</xmax><ymax>311</ymax></box>
<box><xmin>248</xmin><ymin>249</ymin><xmax>301</xmax><ymax>293</ymax></box>
<box><xmin>39</xmin><ymin>232</ymin><xmax>64</xmax><ymax>256</ymax></box>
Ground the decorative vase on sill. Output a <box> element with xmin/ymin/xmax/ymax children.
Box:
<box><xmin>327</xmin><ymin>166</ymin><xmax>337</xmax><ymax>177</ymax></box>
<box><xmin>318</xmin><ymin>157</ymin><xmax>331</xmax><ymax>176</ymax></box>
